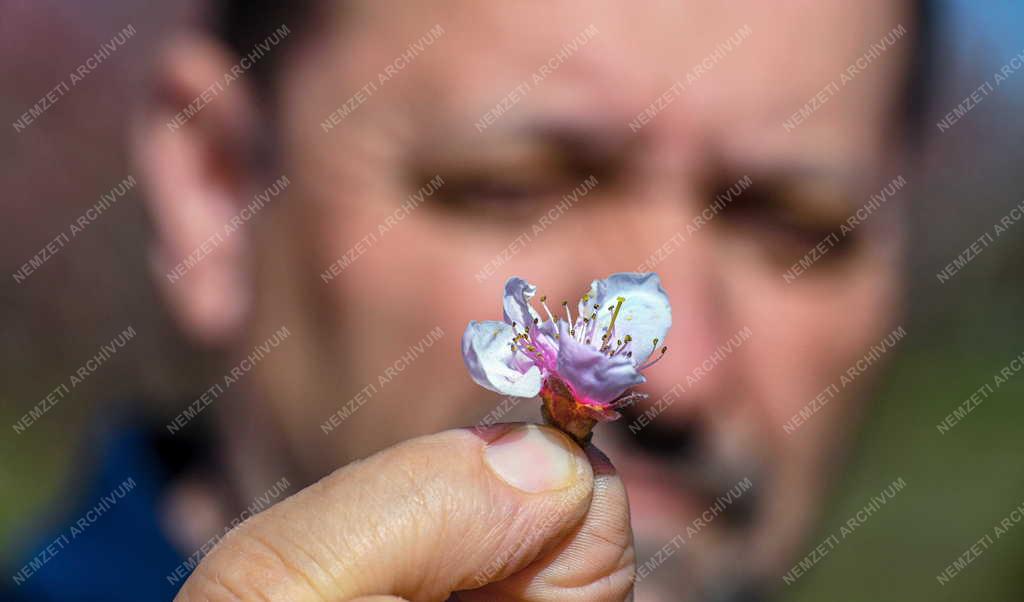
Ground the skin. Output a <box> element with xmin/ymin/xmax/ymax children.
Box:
<box><xmin>176</xmin><ymin>425</ymin><xmax>635</xmax><ymax>600</ymax></box>
<box><xmin>137</xmin><ymin>1</ymin><xmax>911</xmax><ymax>599</ymax></box>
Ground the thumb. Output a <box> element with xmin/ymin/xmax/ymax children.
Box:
<box><xmin>175</xmin><ymin>423</ymin><xmax>632</xmax><ymax>601</ymax></box>
<box><xmin>459</xmin><ymin>444</ymin><xmax>636</xmax><ymax>601</ymax></box>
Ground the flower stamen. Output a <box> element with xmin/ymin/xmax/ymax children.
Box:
<box><xmin>586</xmin><ymin>311</ymin><xmax>599</xmax><ymax>341</ymax></box>
<box><xmin>609</xmin><ymin>334</ymin><xmax>632</xmax><ymax>357</ymax></box>
<box><xmin>539</xmin><ymin>296</ymin><xmax>558</xmax><ymax>328</ymax></box>
<box><xmin>638</xmin><ymin>345</ymin><xmax>668</xmax><ymax>370</ymax></box>
<box><xmin>601</xmin><ymin>296</ymin><xmax>626</xmax><ymax>349</ymax></box>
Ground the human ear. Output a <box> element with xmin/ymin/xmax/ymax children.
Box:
<box><xmin>133</xmin><ymin>34</ymin><xmax>261</xmax><ymax>347</ymax></box>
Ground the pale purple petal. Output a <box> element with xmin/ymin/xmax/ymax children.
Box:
<box><xmin>556</xmin><ymin>321</ymin><xmax>645</xmax><ymax>404</ymax></box>
<box><xmin>462</xmin><ymin>320</ymin><xmax>542</xmax><ymax>397</ymax></box>
<box><xmin>591</xmin><ymin>272</ymin><xmax>672</xmax><ymax>366</ymax></box>
<box><xmin>502</xmin><ymin>277</ymin><xmax>541</xmax><ymax>328</ymax></box>
<box><xmin>528</xmin><ymin>326</ymin><xmax>560</xmax><ymax>373</ymax></box>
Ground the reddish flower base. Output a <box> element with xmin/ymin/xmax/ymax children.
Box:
<box><xmin>539</xmin><ymin>377</ymin><xmax>620</xmax><ymax>445</ymax></box>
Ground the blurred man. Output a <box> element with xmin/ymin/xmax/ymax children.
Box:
<box><xmin>10</xmin><ymin>1</ymin><xmax>929</xmax><ymax>600</ymax></box>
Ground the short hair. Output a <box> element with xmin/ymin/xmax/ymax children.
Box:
<box><xmin>216</xmin><ymin>0</ymin><xmax>312</xmax><ymax>78</ymax></box>
<box><xmin>215</xmin><ymin>0</ymin><xmax>937</xmax><ymax>142</ymax></box>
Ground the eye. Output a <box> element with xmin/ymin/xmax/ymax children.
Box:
<box><xmin>715</xmin><ymin>174</ymin><xmax>860</xmax><ymax>265</ymax></box>
<box><xmin>415</xmin><ymin>131</ymin><xmax>617</xmax><ymax>222</ymax></box>
<box><xmin>434</xmin><ymin>171</ymin><xmax>555</xmax><ymax>219</ymax></box>
<box><xmin>425</xmin><ymin>145</ymin><xmax>594</xmax><ymax>222</ymax></box>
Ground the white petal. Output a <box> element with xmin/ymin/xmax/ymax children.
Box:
<box><xmin>591</xmin><ymin>272</ymin><xmax>672</xmax><ymax>366</ymax></box>
<box><xmin>462</xmin><ymin>320</ymin><xmax>542</xmax><ymax>398</ymax></box>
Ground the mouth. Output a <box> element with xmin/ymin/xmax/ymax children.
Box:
<box><xmin>599</xmin><ymin>404</ymin><xmax>762</xmax><ymax>545</ymax></box>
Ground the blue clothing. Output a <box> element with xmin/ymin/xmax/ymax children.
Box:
<box><xmin>5</xmin><ymin>426</ymin><xmax>190</xmax><ymax>601</ymax></box>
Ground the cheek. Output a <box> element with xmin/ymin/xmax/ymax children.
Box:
<box><xmin>719</xmin><ymin>241</ymin><xmax>899</xmax><ymax>451</ymax></box>
<box><xmin>314</xmin><ymin>197</ymin><xmax>514</xmax><ymax>447</ymax></box>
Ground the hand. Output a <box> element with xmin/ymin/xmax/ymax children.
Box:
<box><xmin>175</xmin><ymin>423</ymin><xmax>635</xmax><ymax>601</ymax></box>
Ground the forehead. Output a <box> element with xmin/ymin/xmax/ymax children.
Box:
<box><xmin>292</xmin><ymin>0</ymin><xmax>911</xmax><ymax>173</ymax></box>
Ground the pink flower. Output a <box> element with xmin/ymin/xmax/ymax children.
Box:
<box><xmin>463</xmin><ymin>272</ymin><xmax>671</xmax><ymax>439</ymax></box>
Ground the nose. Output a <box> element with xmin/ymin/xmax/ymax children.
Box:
<box><xmin>559</xmin><ymin>182</ymin><xmax>733</xmax><ymax>426</ymax></box>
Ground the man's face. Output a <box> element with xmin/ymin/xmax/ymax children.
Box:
<box><xmin>244</xmin><ymin>1</ymin><xmax>907</xmax><ymax>599</ymax></box>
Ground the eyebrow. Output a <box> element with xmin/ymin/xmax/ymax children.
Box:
<box><xmin>420</xmin><ymin>110</ymin><xmax>639</xmax><ymax>166</ymax></box>
<box><xmin>712</xmin><ymin>146</ymin><xmax>864</xmax><ymax>199</ymax></box>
